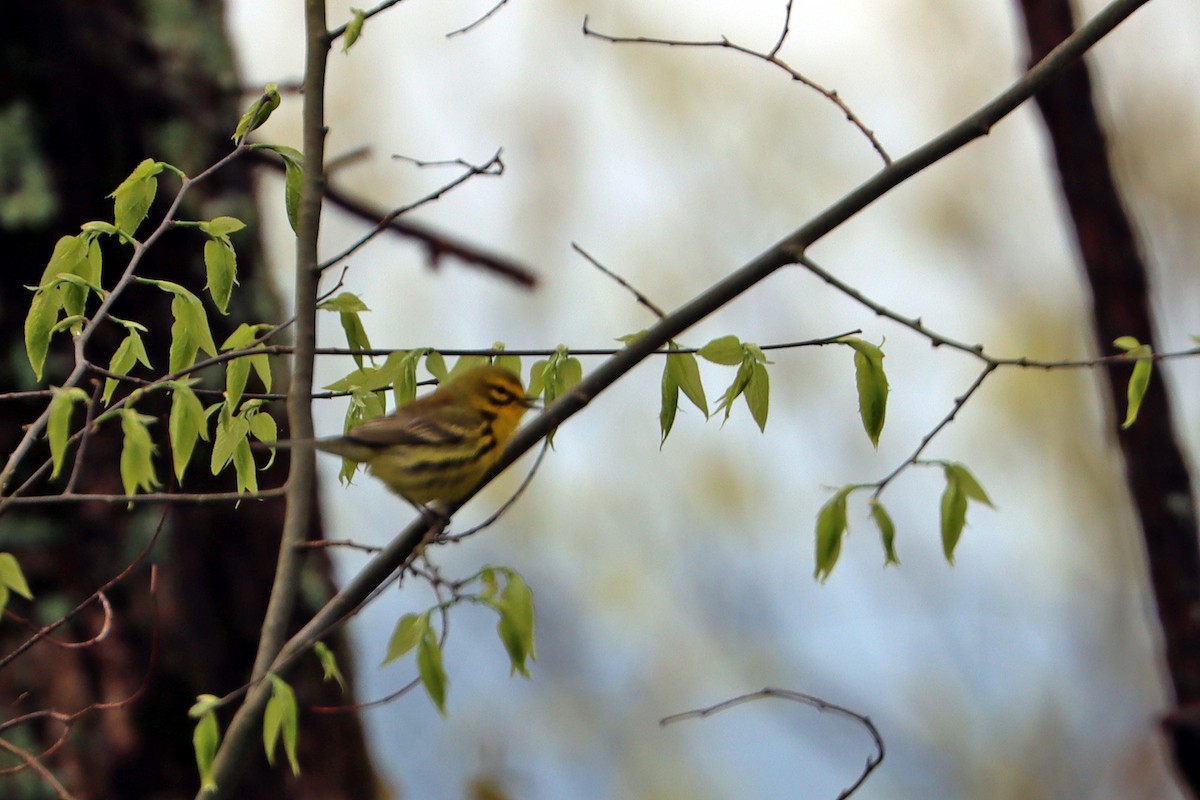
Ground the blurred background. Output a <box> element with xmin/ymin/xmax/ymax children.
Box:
<box><xmin>227</xmin><ymin>0</ymin><xmax>1200</xmax><ymax>796</ymax></box>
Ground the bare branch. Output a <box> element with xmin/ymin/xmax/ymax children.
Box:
<box><xmin>446</xmin><ymin>0</ymin><xmax>511</xmax><ymax>38</ymax></box>
<box><xmin>582</xmin><ymin>12</ymin><xmax>891</xmax><ymax>166</ymax></box>
<box><xmin>572</xmin><ymin>243</ymin><xmax>667</xmax><ymax>319</ymax></box>
<box><xmin>661</xmin><ymin>686</ymin><xmax>884</xmax><ymax>799</ymax></box>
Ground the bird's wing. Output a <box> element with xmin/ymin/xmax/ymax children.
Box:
<box><xmin>343</xmin><ymin>405</ymin><xmax>482</xmax><ymax>449</ymax></box>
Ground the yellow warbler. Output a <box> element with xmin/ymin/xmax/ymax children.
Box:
<box><xmin>312</xmin><ymin>365</ymin><xmax>535</xmax><ymax>505</ymax></box>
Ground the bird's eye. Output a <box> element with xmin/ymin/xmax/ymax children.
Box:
<box><xmin>488</xmin><ymin>386</ymin><xmax>516</xmax><ymax>406</ymax></box>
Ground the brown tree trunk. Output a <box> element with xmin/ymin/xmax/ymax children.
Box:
<box><xmin>1015</xmin><ymin>0</ymin><xmax>1200</xmax><ymax>795</ymax></box>
<box><xmin>0</xmin><ymin>2</ymin><xmax>378</xmax><ymax>797</ymax></box>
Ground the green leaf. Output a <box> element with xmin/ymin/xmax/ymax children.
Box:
<box><xmin>24</xmin><ymin>288</ymin><xmax>60</xmax><ymax>382</ymax></box>
<box><xmin>0</xmin><ymin>553</ymin><xmax>34</xmax><ymax>600</ymax></box>
<box><xmin>120</xmin><ymin>409</ymin><xmax>160</xmax><ymax>496</ymax></box>
<box><xmin>492</xmin><ymin>346</ymin><xmax>521</xmax><ymax>380</ymax></box>
<box><xmin>199</xmin><ymin>216</ymin><xmax>246</xmax><ymax>237</ymax></box>
<box><xmin>424</xmin><ymin>350</ymin><xmax>448</xmax><ymax>382</ymax></box>
<box><xmin>263</xmin><ymin>674</ymin><xmax>300</xmax><ymax>776</ymax></box>
<box><xmin>417</xmin><ymin>627</ymin><xmax>449</xmax><ymax>716</ymax></box>
<box><xmin>839</xmin><ymin>337</ymin><xmax>888</xmax><ymax>447</ymax></box>
<box><xmin>103</xmin><ymin>329</ymin><xmax>152</xmax><ymax>405</ymax></box>
<box><xmin>814</xmin><ymin>487</ymin><xmax>853</xmax><ymax>581</ymax></box>
<box><xmin>81</xmin><ymin>220</ymin><xmax>119</xmax><ymax>236</ymax></box>
<box><xmin>203</xmin><ymin>238</ymin><xmax>238</xmax><ymax>315</ymax></box>
<box><xmin>47</xmin><ymin>387</ymin><xmax>88</xmax><ymax>480</ymax></box>
<box><xmin>343</xmin><ymin>7</ymin><xmax>367</xmax><ymax>52</ymax></box>
<box><xmin>224</xmin><ymin>353</ymin><xmax>251</xmax><ymax>412</ymax></box>
<box><xmin>943</xmin><ymin>462</ymin><xmax>994</xmax><ymax>508</ymax></box>
<box><xmin>210</xmin><ymin>406</ymin><xmax>249</xmax><ymax>474</ymax></box>
<box><xmin>672</xmin><ymin>348</ymin><xmax>708</xmax><ymax>418</ymax></box>
<box><xmin>248</xmin><ymin>410</ymin><xmax>277</xmax><ymax>445</ymax></box>
<box><xmin>110</xmin><ymin>159</ymin><xmax>162</xmax><ymax>235</ymax></box>
<box><xmin>233</xmin><ymin>83</ymin><xmax>281</xmax><ymax>144</ymax></box>
<box><xmin>249</xmin><ymin>144</ymin><xmax>304</xmax><ymax>232</ymax></box>
<box><xmin>714</xmin><ymin>361</ymin><xmax>754</xmax><ymax>423</ymax></box>
<box><xmin>744</xmin><ymin>361</ymin><xmax>769</xmax><ymax>432</ymax></box>
<box><xmin>169</xmin><ymin>382</ymin><xmax>208</xmax><ymax>483</ymax></box>
<box><xmin>313</xmin><ymin>642</ymin><xmax>347</xmax><ymax>693</ymax></box>
<box><xmin>383</xmin><ymin>612</ymin><xmax>428</xmax><ymax>665</ymax></box>
<box><xmin>940</xmin><ymin>473</ymin><xmax>968</xmax><ymax>564</ymax></box>
<box><xmin>661</xmin><ymin>344</ymin><xmax>709</xmax><ymax>445</ymax></box>
<box><xmin>1113</xmin><ymin>337</ymin><xmax>1153</xmax><ymax>429</ymax></box>
<box><xmin>697</xmin><ymin>335</ymin><xmax>744</xmax><ymax>365</ymax></box>
<box><xmin>283</xmin><ymin>157</ymin><xmax>304</xmax><ymax>234</ymax></box>
<box><xmin>317</xmin><ymin>292</ymin><xmax>370</xmax><ymax>313</ymax></box>
<box><xmin>869</xmin><ymin>501</ymin><xmax>899</xmax><ymax>566</ymax></box>
<box><xmin>494</xmin><ymin>571</ymin><xmax>536</xmax><ymax>677</ymax></box>
<box><xmin>191</xmin><ymin>702</ymin><xmax>221</xmax><ymax>792</ymax></box>
<box><xmin>170</xmin><ymin>291</ymin><xmax>218</xmax><ymax>373</ymax></box>
<box><xmin>232</xmin><ymin>437</ymin><xmax>257</xmax><ymax>494</ymax></box>
<box><xmin>449</xmin><ymin>354</ymin><xmax>490</xmax><ymax>379</ymax></box>
<box><xmin>659</xmin><ymin>357</ymin><xmax>680</xmax><ymax>446</ymax></box>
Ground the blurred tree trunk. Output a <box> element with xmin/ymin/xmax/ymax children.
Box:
<box><xmin>1016</xmin><ymin>1</ymin><xmax>1200</xmax><ymax>796</ymax></box>
<box><xmin>0</xmin><ymin>2</ymin><xmax>379</xmax><ymax>797</ymax></box>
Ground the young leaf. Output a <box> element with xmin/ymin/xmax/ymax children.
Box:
<box><xmin>417</xmin><ymin>627</ymin><xmax>449</xmax><ymax>716</ymax></box>
<box><xmin>120</xmin><ymin>409</ymin><xmax>160</xmax><ymax>496</ymax></box>
<box><xmin>425</xmin><ymin>350</ymin><xmax>448</xmax><ymax>382</ymax></box>
<box><xmin>672</xmin><ymin>348</ymin><xmax>708</xmax><ymax>418</ymax></box>
<box><xmin>47</xmin><ymin>387</ymin><xmax>88</xmax><ymax>479</ymax></box>
<box><xmin>697</xmin><ymin>335</ymin><xmax>744</xmax><ymax>365</ymax></box>
<box><xmin>190</xmin><ymin>701</ymin><xmax>221</xmax><ymax>791</ymax></box>
<box><xmin>110</xmin><ymin>159</ymin><xmax>162</xmax><ymax>235</ymax></box>
<box><xmin>263</xmin><ymin>674</ymin><xmax>301</xmax><ymax>776</ymax></box>
<box><xmin>24</xmin><ymin>286</ymin><xmax>60</xmax><ymax>381</ymax></box>
<box><xmin>103</xmin><ymin>329</ymin><xmax>152</xmax><ymax>405</ymax></box>
<box><xmin>283</xmin><ymin>157</ymin><xmax>304</xmax><ymax>234</ymax></box>
<box><xmin>814</xmin><ymin>487</ymin><xmax>854</xmax><ymax>581</ymax></box>
<box><xmin>0</xmin><ymin>553</ymin><xmax>34</xmax><ymax>601</ymax></box>
<box><xmin>383</xmin><ymin>612</ymin><xmax>428</xmax><ymax>665</ymax></box>
<box><xmin>744</xmin><ymin>361</ymin><xmax>770</xmax><ymax>432</ymax></box>
<box><xmin>869</xmin><ymin>500</ymin><xmax>899</xmax><ymax>566</ymax></box>
<box><xmin>659</xmin><ymin>356</ymin><xmax>680</xmax><ymax>445</ymax></box>
<box><xmin>233</xmin><ymin>83</ymin><xmax>281</xmax><ymax>144</ymax></box>
<box><xmin>494</xmin><ymin>571</ymin><xmax>536</xmax><ymax>677</ymax></box>
<box><xmin>313</xmin><ymin>641</ymin><xmax>348</xmax><ymax>693</ymax></box>
<box><xmin>169</xmin><ymin>382</ymin><xmax>208</xmax><ymax>483</ymax></box>
<box><xmin>838</xmin><ymin>337</ymin><xmax>888</xmax><ymax>447</ymax></box>
<box><xmin>210</xmin><ymin>406</ymin><xmax>250</xmax><ymax>475</ymax></box>
<box><xmin>1113</xmin><ymin>337</ymin><xmax>1153</xmax><ymax>429</ymax></box>
<box><xmin>343</xmin><ymin>8</ymin><xmax>367</xmax><ymax>52</ymax></box>
<box><xmin>232</xmin><ymin>437</ymin><xmax>257</xmax><ymax>495</ymax></box>
<box><xmin>200</xmin><ymin>216</ymin><xmax>246</xmax><ymax>237</ymax></box>
<box><xmin>248</xmin><ymin>409</ymin><xmax>278</xmax><ymax>446</ymax></box>
<box><xmin>203</xmin><ymin>238</ymin><xmax>238</xmax><ymax>315</ymax></box>
<box><xmin>169</xmin><ymin>290</ymin><xmax>218</xmax><ymax>373</ymax></box>
<box><xmin>714</xmin><ymin>360</ymin><xmax>754</xmax><ymax>423</ymax></box>
<box><xmin>492</xmin><ymin>346</ymin><xmax>522</xmax><ymax>381</ymax></box>
<box><xmin>940</xmin><ymin>473</ymin><xmax>968</xmax><ymax>564</ymax></box>
<box><xmin>942</xmin><ymin>462</ymin><xmax>994</xmax><ymax>508</ymax></box>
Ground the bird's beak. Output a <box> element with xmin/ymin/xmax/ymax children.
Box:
<box><xmin>521</xmin><ymin>395</ymin><xmax>540</xmax><ymax>409</ymax></box>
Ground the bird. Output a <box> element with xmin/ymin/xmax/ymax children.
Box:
<box><xmin>297</xmin><ymin>364</ymin><xmax>536</xmax><ymax>508</ymax></box>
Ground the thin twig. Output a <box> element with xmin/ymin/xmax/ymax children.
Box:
<box><xmin>439</xmin><ymin>440</ymin><xmax>551</xmax><ymax>543</ymax></box>
<box><xmin>873</xmin><ymin>363</ymin><xmax>998</xmax><ymax>497</ymax></box>
<box><xmin>446</xmin><ymin>0</ymin><xmax>511</xmax><ymax>38</ymax></box>
<box><xmin>661</xmin><ymin>687</ymin><xmax>884</xmax><ymax>800</ymax></box>
<box><xmin>582</xmin><ymin>11</ymin><xmax>891</xmax><ymax>166</ymax></box>
<box><xmin>572</xmin><ymin>242</ymin><xmax>667</xmax><ymax>319</ymax></box>
<box><xmin>0</xmin><ymin>737</ymin><xmax>78</xmax><ymax>800</ymax></box>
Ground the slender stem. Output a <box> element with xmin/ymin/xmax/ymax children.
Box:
<box><xmin>197</xmin><ymin>1</ymin><xmax>329</xmax><ymax>797</ymax></box>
